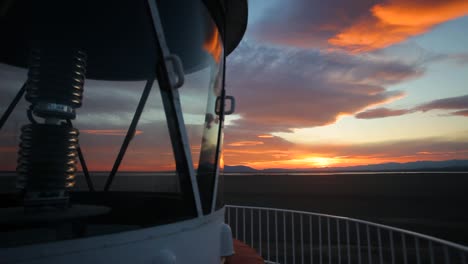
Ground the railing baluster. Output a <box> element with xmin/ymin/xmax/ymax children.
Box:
<box><xmin>444</xmin><ymin>245</ymin><xmax>450</xmax><ymax>264</ymax></box>
<box><xmin>337</xmin><ymin>219</ymin><xmax>341</xmax><ymax>264</ymax></box>
<box><xmin>327</xmin><ymin>217</ymin><xmax>331</xmax><ymax>264</ymax></box>
<box><xmin>367</xmin><ymin>225</ymin><xmax>372</xmax><ymax>264</ymax></box>
<box><xmin>276</xmin><ymin>210</ymin><xmax>279</xmax><ymax>264</ymax></box>
<box><xmin>224</xmin><ymin>206</ymin><xmax>468</xmax><ymax>264</ymax></box>
<box><xmin>284</xmin><ymin>211</ymin><xmax>287</xmax><ymax>264</ymax></box>
<box><xmin>310</xmin><ymin>215</ymin><xmax>314</xmax><ymax>264</ymax></box>
<box><xmin>402</xmin><ymin>233</ymin><xmax>408</xmax><ymax>264</ymax></box>
<box><xmin>259</xmin><ymin>209</ymin><xmax>262</xmax><ymax>256</ymax></box>
<box><xmin>319</xmin><ymin>216</ymin><xmax>323</xmax><ymax>264</ymax></box>
<box><xmin>390</xmin><ymin>230</ymin><xmax>395</xmax><ymax>264</ymax></box>
<box><xmin>292</xmin><ymin>213</ymin><xmax>295</xmax><ymax>264</ymax></box>
<box><xmin>251</xmin><ymin>208</ymin><xmax>254</xmax><ymax>248</ymax></box>
<box><xmin>377</xmin><ymin>228</ymin><xmax>383</xmax><ymax>264</ymax></box>
<box><xmin>429</xmin><ymin>240</ymin><xmax>435</xmax><ymax>264</ymax></box>
<box><xmin>243</xmin><ymin>208</ymin><xmax>246</xmax><ymax>242</ymax></box>
<box><xmin>356</xmin><ymin>222</ymin><xmax>362</xmax><ymax>264</ymax></box>
<box><xmin>301</xmin><ymin>214</ymin><xmax>304</xmax><ymax>264</ymax></box>
<box><xmin>267</xmin><ymin>210</ymin><xmax>270</xmax><ymax>261</ymax></box>
<box><xmin>235</xmin><ymin>207</ymin><xmax>238</xmax><ymax>239</ymax></box>
<box><xmin>346</xmin><ymin>220</ymin><xmax>350</xmax><ymax>264</ymax></box>
<box><xmin>415</xmin><ymin>237</ymin><xmax>421</xmax><ymax>264</ymax></box>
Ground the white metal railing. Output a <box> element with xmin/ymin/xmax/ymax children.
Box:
<box><xmin>225</xmin><ymin>205</ymin><xmax>468</xmax><ymax>264</ymax></box>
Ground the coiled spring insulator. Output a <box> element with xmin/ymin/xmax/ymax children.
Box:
<box><xmin>16</xmin><ymin>124</ymin><xmax>79</xmax><ymax>206</ymax></box>
<box><xmin>26</xmin><ymin>49</ymin><xmax>87</xmax><ymax>119</ymax></box>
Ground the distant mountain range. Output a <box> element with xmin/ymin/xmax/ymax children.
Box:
<box><xmin>224</xmin><ymin>159</ymin><xmax>468</xmax><ymax>173</ymax></box>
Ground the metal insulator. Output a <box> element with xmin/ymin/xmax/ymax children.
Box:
<box><xmin>25</xmin><ymin>49</ymin><xmax>87</xmax><ymax>119</ymax></box>
<box><xmin>16</xmin><ymin>123</ymin><xmax>79</xmax><ymax>208</ymax></box>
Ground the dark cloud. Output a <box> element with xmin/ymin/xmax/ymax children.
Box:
<box><xmin>416</xmin><ymin>95</ymin><xmax>468</xmax><ymax>112</ymax></box>
<box><xmin>226</xmin><ymin>41</ymin><xmax>421</xmax><ymax>133</ymax></box>
<box><xmin>355</xmin><ymin>95</ymin><xmax>468</xmax><ymax>119</ymax></box>
<box><xmin>355</xmin><ymin>107</ymin><xmax>412</xmax><ymax>119</ymax></box>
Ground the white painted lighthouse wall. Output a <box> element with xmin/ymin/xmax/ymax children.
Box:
<box><xmin>1</xmin><ymin>208</ymin><xmax>227</xmax><ymax>264</ymax></box>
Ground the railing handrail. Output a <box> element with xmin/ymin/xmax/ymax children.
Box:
<box><xmin>226</xmin><ymin>204</ymin><xmax>468</xmax><ymax>252</ymax></box>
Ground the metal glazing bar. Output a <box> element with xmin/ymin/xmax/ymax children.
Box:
<box><xmin>0</xmin><ymin>82</ymin><xmax>26</xmax><ymax>131</ymax></box>
<box><xmin>103</xmin><ymin>76</ymin><xmax>155</xmax><ymax>191</ymax></box>
<box><xmin>147</xmin><ymin>0</ymin><xmax>202</xmax><ymax>216</ymax></box>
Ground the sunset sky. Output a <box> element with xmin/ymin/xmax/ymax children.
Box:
<box><xmin>1</xmin><ymin>0</ymin><xmax>468</xmax><ymax>172</ymax></box>
<box><xmin>222</xmin><ymin>0</ymin><xmax>468</xmax><ymax>169</ymax></box>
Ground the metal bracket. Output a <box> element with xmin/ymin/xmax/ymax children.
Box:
<box><xmin>165</xmin><ymin>54</ymin><xmax>185</xmax><ymax>89</ymax></box>
<box><xmin>215</xmin><ymin>95</ymin><xmax>236</xmax><ymax>115</ymax></box>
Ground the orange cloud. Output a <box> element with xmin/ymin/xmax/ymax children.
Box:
<box><xmin>329</xmin><ymin>0</ymin><xmax>468</xmax><ymax>53</ymax></box>
<box><xmin>257</xmin><ymin>134</ymin><xmax>274</xmax><ymax>138</ymax></box>
<box><xmin>228</xmin><ymin>141</ymin><xmax>265</xmax><ymax>147</ymax></box>
<box><xmin>81</xmin><ymin>130</ymin><xmax>143</xmax><ymax>136</ymax></box>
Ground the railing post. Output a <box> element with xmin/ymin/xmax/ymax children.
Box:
<box><xmin>292</xmin><ymin>212</ymin><xmax>296</xmax><ymax>264</ymax></box>
<box><xmin>346</xmin><ymin>220</ymin><xmax>351</xmax><ymax>264</ymax></box>
<box><xmin>310</xmin><ymin>215</ymin><xmax>314</xmax><ymax>264</ymax></box>
<box><xmin>259</xmin><ymin>209</ymin><xmax>262</xmax><ymax>256</ymax></box>
<box><xmin>337</xmin><ymin>219</ymin><xmax>341</xmax><ymax>264</ymax></box>
<box><xmin>243</xmin><ymin>207</ymin><xmax>246</xmax><ymax>242</ymax></box>
<box><xmin>444</xmin><ymin>245</ymin><xmax>451</xmax><ymax>264</ymax></box>
<box><xmin>429</xmin><ymin>240</ymin><xmax>435</xmax><ymax>264</ymax></box>
<box><xmin>251</xmin><ymin>208</ymin><xmax>254</xmax><ymax>248</ymax></box>
<box><xmin>327</xmin><ymin>217</ymin><xmax>331</xmax><ymax>264</ymax></box>
<box><xmin>235</xmin><ymin>207</ymin><xmax>238</xmax><ymax>239</ymax></box>
<box><xmin>284</xmin><ymin>211</ymin><xmax>287</xmax><ymax>264</ymax></box>
<box><xmin>276</xmin><ymin>210</ymin><xmax>279</xmax><ymax>264</ymax></box>
<box><xmin>377</xmin><ymin>228</ymin><xmax>383</xmax><ymax>264</ymax></box>
<box><xmin>460</xmin><ymin>251</ymin><xmax>467</xmax><ymax>264</ymax></box>
<box><xmin>390</xmin><ymin>230</ymin><xmax>395</xmax><ymax>264</ymax></box>
<box><xmin>367</xmin><ymin>225</ymin><xmax>372</xmax><ymax>264</ymax></box>
<box><xmin>301</xmin><ymin>214</ymin><xmax>304</xmax><ymax>264</ymax></box>
<box><xmin>356</xmin><ymin>222</ymin><xmax>362</xmax><ymax>264</ymax></box>
<box><xmin>415</xmin><ymin>237</ymin><xmax>421</xmax><ymax>264</ymax></box>
<box><xmin>319</xmin><ymin>216</ymin><xmax>322</xmax><ymax>264</ymax></box>
<box><xmin>267</xmin><ymin>209</ymin><xmax>270</xmax><ymax>261</ymax></box>
<box><xmin>402</xmin><ymin>233</ymin><xmax>408</xmax><ymax>264</ymax></box>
